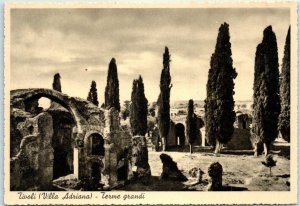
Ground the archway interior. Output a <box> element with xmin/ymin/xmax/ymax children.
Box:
<box><xmin>175</xmin><ymin>123</ymin><xmax>185</xmax><ymax>146</ymax></box>
<box><xmin>242</xmin><ymin>120</ymin><xmax>246</xmax><ymax>129</ymax></box>
<box><xmin>23</xmin><ymin>94</ymin><xmax>76</xmax><ymax>180</ymax></box>
<box><xmin>90</xmin><ymin>133</ymin><xmax>105</xmax><ymax>156</ymax></box>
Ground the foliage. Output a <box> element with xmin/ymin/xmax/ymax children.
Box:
<box><xmin>261</xmin><ymin>154</ymin><xmax>277</xmax><ymax>176</ymax></box>
<box><xmin>186</xmin><ymin>99</ymin><xmax>199</xmax><ymax>153</ymax></box>
<box><xmin>204</xmin><ymin>23</ymin><xmax>237</xmax><ymax>153</ymax></box>
<box><xmin>157</xmin><ymin>47</ymin><xmax>172</xmax><ymax>150</ymax></box>
<box><xmin>130</xmin><ymin>75</ymin><xmax>148</xmax><ymax>136</ymax></box>
<box><xmin>252</xmin><ymin>26</ymin><xmax>280</xmax><ymax>155</ymax></box>
<box><xmin>148</xmin><ymin>102</ymin><xmax>157</xmax><ymax>117</ymax></box>
<box><xmin>104</xmin><ymin>58</ymin><xmax>120</xmax><ymax>111</ymax></box>
<box><xmin>52</xmin><ymin>73</ymin><xmax>62</xmax><ymax>92</ymax></box>
<box><xmin>121</xmin><ymin>100</ymin><xmax>131</xmax><ymax>120</ymax></box>
<box><xmin>87</xmin><ymin>80</ymin><xmax>99</xmax><ymax>106</ymax></box>
<box><xmin>279</xmin><ymin>27</ymin><xmax>290</xmax><ymax>142</ymax></box>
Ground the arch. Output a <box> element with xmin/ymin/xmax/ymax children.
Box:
<box><xmin>85</xmin><ymin>133</ymin><xmax>105</xmax><ymax>156</ymax></box>
<box><xmin>28</xmin><ymin>125</ymin><xmax>34</xmax><ymax>135</ymax></box>
<box><xmin>11</xmin><ymin>88</ymin><xmax>106</xmax><ymax>183</ymax></box>
<box><xmin>175</xmin><ymin>123</ymin><xmax>185</xmax><ymax>146</ymax></box>
<box><xmin>11</xmin><ymin>88</ymin><xmax>101</xmax><ymax>135</ymax></box>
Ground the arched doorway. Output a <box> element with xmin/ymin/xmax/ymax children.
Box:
<box><xmin>89</xmin><ymin>133</ymin><xmax>105</xmax><ymax>156</ymax></box>
<box><xmin>175</xmin><ymin>123</ymin><xmax>185</xmax><ymax>146</ymax></box>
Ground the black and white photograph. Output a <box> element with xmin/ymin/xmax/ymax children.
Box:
<box><xmin>4</xmin><ymin>3</ymin><xmax>298</xmax><ymax>205</ymax></box>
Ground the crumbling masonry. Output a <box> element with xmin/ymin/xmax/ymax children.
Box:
<box><xmin>10</xmin><ymin>88</ymin><xmax>132</xmax><ymax>191</ymax></box>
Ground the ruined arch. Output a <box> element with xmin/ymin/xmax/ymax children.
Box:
<box><xmin>11</xmin><ymin>89</ymin><xmax>89</xmax><ymax>134</ymax></box>
<box><xmin>10</xmin><ymin>89</ymin><xmax>105</xmax><ymax>186</ymax></box>
<box><xmin>175</xmin><ymin>123</ymin><xmax>185</xmax><ymax>146</ymax></box>
<box><xmin>84</xmin><ymin>132</ymin><xmax>105</xmax><ymax>156</ymax></box>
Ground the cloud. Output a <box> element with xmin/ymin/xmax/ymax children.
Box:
<box><xmin>10</xmin><ymin>8</ymin><xmax>290</xmax><ymax>102</ymax></box>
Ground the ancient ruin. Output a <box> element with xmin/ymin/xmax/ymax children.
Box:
<box><xmin>159</xmin><ymin>153</ymin><xmax>187</xmax><ymax>181</ymax></box>
<box><xmin>10</xmin><ymin>88</ymin><xmax>132</xmax><ymax>190</ymax></box>
<box><xmin>226</xmin><ymin>112</ymin><xmax>253</xmax><ymax>150</ymax></box>
<box><xmin>165</xmin><ymin>116</ymin><xmax>204</xmax><ymax>148</ymax></box>
<box><xmin>207</xmin><ymin>162</ymin><xmax>223</xmax><ymax>191</ymax></box>
<box><xmin>131</xmin><ymin>135</ymin><xmax>151</xmax><ymax>179</ymax></box>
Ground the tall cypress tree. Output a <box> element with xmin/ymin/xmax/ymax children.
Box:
<box><xmin>87</xmin><ymin>80</ymin><xmax>99</xmax><ymax>106</ymax></box>
<box><xmin>52</xmin><ymin>73</ymin><xmax>62</xmax><ymax>92</ymax></box>
<box><xmin>279</xmin><ymin>27</ymin><xmax>290</xmax><ymax>142</ymax></box>
<box><xmin>252</xmin><ymin>43</ymin><xmax>265</xmax><ymax>156</ymax></box>
<box><xmin>252</xmin><ymin>26</ymin><xmax>280</xmax><ymax>156</ymax></box>
<box><xmin>204</xmin><ymin>23</ymin><xmax>237</xmax><ymax>154</ymax></box>
<box><xmin>104</xmin><ymin>58</ymin><xmax>120</xmax><ymax>111</ymax></box>
<box><xmin>130</xmin><ymin>75</ymin><xmax>148</xmax><ymax>136</ymax></box>
<box><xmin>157</xmin><ymin>47</ymin><xmax>172</xmax><ymax>151</ymax></box>
<box><xmin>186</xmin><ymin>99</ymin><xmax>199</xmax><ymax>154</ymax></box>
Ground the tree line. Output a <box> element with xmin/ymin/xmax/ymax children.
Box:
<box><xmin>70</xmin><ymin>22</ymin><xmax>290</xmax><ymax>156</ymax></box>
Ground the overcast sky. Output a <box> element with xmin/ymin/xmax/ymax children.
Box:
<box><xmin>10</xmin><ymin>8</ymin><xmax>290</xmax><ymax>104</ymax></box>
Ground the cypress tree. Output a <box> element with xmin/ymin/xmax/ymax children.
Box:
<box><xmin>52</xmin><ymin>73</ymin><xmax>62</xmax><ymax>92</ymax></box>
<box><xmin>252</xmin><ymin>43</ymin><xmax>265</xmax><ymax>156</ymax></box>
<box><xmin>50</xmin><ymin>73</ymin><xmax>63</xmax><ymax>109</ymax></box>
<box><xmin>157</xmin><ymin>47</ymin><xmax>172</xmax><ymax>151</ymax></box>
<box><xmin>204</xmin><ymin>23</ymin><xmax>237</xmax><ymax>154</ymax></box>
<box><xmin>104</xmin><ymin>58</ymin><xmax>120</xmax><ymax>111</ymax></box>
<box><xmin>130</xmin><ymin>75</ymin><xmax>148</xmax><ymax>136</ymax></box>
<box><xmin>121</xmin><ymin>100</ymin><xmax>131</xmax><ymax>120</ymax></box>
<box><xmin>252</xmin><ymin>26</ymin><xmax>280</xmax><ymax>156</ymax></box>
<box><xmin>279</xmin><ymin>27</ymin><xmax>290</xmax><ymax>142</ymax></box>
<box><xmin>186</xmin><ymin>99</ymin><xmax>199</xmax><ymax>154</ymax></box>
<box><xmin>87</xmin><ymin>80</ymin><xmax>99</xmax><ymax>106</ymax></box>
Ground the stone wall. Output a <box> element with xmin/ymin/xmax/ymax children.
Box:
<box><xmin>226</xmin><ymin>128</ymin><xmax>253</xmax><ymax>150</ymax></box>
<box><xmin>10</xmin><ymin>112</ymin><xmax>54</xmax><ymax>191</ymax></box>
<box><xmin>100</xmin><ymin>108</ymin><xmax>133</xmax><ymax>188</ymax></box>
<box><xmin>235</xmin><ymin>113</ymin><xmax>251</xmax><ymax>129</ymax></box>
<box><xmin>10</xmin><ymin>89</ymin><xmax>135</xmax><ymax>191</ymax></box>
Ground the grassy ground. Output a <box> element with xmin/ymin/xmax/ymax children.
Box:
<box><xmin>119</xmin><ymin>144</ymin><xmax>290</xmax><ymax>191</ymax></box>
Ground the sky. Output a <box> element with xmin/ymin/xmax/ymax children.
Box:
<box><xmin>10</xmin><ymin>8</ymin><xmax>290</xmax><ymax>104</ymax></box>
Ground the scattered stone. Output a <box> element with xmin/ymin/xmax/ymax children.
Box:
<box><xmin>159</xmin><ymin>153</ymin><xmax>187</xmax><ymax>181</ymax></box>
<box><xmin>207</xmin><ymin>162</ymin><xmax>223</xmax><ymax>191</ymax></box>
<box><xmin>188</xmin><ymin>167</ymin><xmax>199</xmax><ymax>177</ymax></box>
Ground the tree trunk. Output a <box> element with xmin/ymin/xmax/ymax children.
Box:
<box><xmin>263</xmin><ymin>143</ymin><xmax>269</xmax><ymax>156</ymax></box>
<box><xmin>155</xmin><ymin>135</ymin><xmax>160</xmax><ymax>152</ymax></box>
<box><xmin>254</xmin><ymin>142</ymin><xmax>258</xmax><ymax>157</ymax></box>
<box><xmin>162</xmin><ymin>137</ymin><xmax>166</xmax><ymax>151</ymax></box>
<box><xmin>214</xmin><ymin>140</ymin><xmax>222</xmax><ymax>154</ymax></box>
<box><xmin>190</xmin><ymin>144</ymin><xmax>193</xmax><ymax>154</ymax></box>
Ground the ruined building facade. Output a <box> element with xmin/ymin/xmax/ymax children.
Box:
<box><xmin>10</xmin><ymin>88</ymin><xmax>132</xmax><ymax>191</ymax></box>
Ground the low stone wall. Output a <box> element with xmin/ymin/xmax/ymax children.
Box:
<box><xmin>226</xmin><ymin>128</ymin><xmax>253</xmax><ymax>150</ymax></box>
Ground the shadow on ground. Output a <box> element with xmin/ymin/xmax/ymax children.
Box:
<box><xmin>117</xmin><ymin>176</ymin><xmax>189</xmax><ymax>191</ymax></box>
